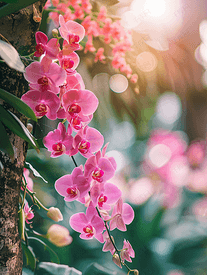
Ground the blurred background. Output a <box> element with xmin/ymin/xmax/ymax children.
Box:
<box><xmin>24</xmin><ymin>0</ymin><xmax>207</xmax><ymax>274</ymax></box>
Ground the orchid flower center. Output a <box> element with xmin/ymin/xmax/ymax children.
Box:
<box><xmin>69</xmin><ymin>34</ymin><xmax>80</xmax><ymax>44</ymax></box>
<box><xmin>38</xmin><ymin>76</ymin><xmax>49</xmax><ymax>86</ymax></box>
<box><xmin>83</xmin><ymin>224</ymin><xmax>95</xmax><ymax>238</ymax></box>
<box><xmin>78</xmin><ymin>140</ymin><xmax>90</xmax><ymax>154</ymax></box>
<box><xmin>36</xmin><ymin>43</ymin><xmax>45</xmax><ymax>55</ymax></box>
<box><xmin>71</xmin><ymin>115</ymin><xmax>83</xmax><ymax>130</ymax></box>
<box><xmin>68</xmin><ymin>103</ymin><xmax>81</xmax><ymax>116</ymax></box>
<box><xmin>92</xmin><ymin>168</ymin><xmax>104</xmax><ymax>182</ymax></box>
<box><xmin>98</xmin><ymin>194</ymin><xmax>107</xmax><ymax>208</ymax></box>
<box><xmin>52</xmin><ymin>142</ymin><xmax>66</xmax><ymax>156</ymax></box>
<box><xmin>35</xmin><ymin>103</ymin><xmax>49</xmax><ymax>118</ymax></box>
<box><xmin>66</xmin><ymin>187</ymin><xmax>78</xmax><ymax>198</ymax></box>
<box><xmin>62</xmin><ymin>58</ymin><xmax>74</xmax><ymax>70</ymax></box>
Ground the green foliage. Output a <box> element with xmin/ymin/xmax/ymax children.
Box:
<box><xmin>22</xmin><ymin>242</ymin><xmax>36</xmax><ymax>271</ymax></box>
<box><xmin>28</xmin><ymin>237</ymin><xmax>60</xmax><ymax>264</ymax></box>
<box><xmin>83</xmin><ymin>262</ymin><xmax>118</xmax><ymax>275</ymax></box>
<box><xmin>35</xmin><ymin>262</ymin><xmax>82</xmax><ymax>275</ymax></box>
<box><xmin>0</xmin><ymin>105</ymin><xmax>38</xmax><ymax>149</ymax></box>
<box><xmin>0</xmin><ymin>89</ymin><xmax>37</xmax><ymax>121</ymax></box>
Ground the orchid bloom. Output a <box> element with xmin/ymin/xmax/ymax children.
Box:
<box><xmin>73</xmin><ymin>126</ymin><xmax>104</xmax><ymax>158</ymax></box>
<box><xmin>69</xmin><ymin>202</ymin><xmax>104</xmax><ymax>242</ymax></box>
<box><xmin>59</xmin><ymin>14</ymin><xmax>85</xmax><ymax>54</ymax></box>
<box><xmin>58</xmin><ymin>51</ymin><xmax>80</xmax><ymax>72</ymax></box>
<box><xmin>120</xmin><ymin>239</ymin><xmax>135</xmax><ymax>263</ymax></box>
<box><xmin>55</xmin><ymin>166</ymin><xmax>90</xmax><ymax>202</ymax></box>
<box><xmin>90</xmin><ymin>182</ymin><xmax>122</xmax><ymax>210</ymax></box>
<box><xmin>102</xmin><ymin>231</ymin><xmax>116</xmax><ymax>255</ymax></box>
<box><xmin>62</xmin><ymin>89</ymin><xmax>98</xmax><ymax>130</ymax></box>
<box><xmin>24</xmin><ymin>202</ymin><xmax>34</xmax><ymax>224</ymax></box>
<box><xmin>43</xmin><ymin>122</ymin><xmax>73</xmax><ymax>157</ymax></box>
<box><xmin>84</xmin><ymin>146</ymin><xmax>116</xmax><ymax>183</ymax></box>
<box><xmin>21</xmin><ymin>90</ymin><xmax>60</xmax><ymax>120</ymax></box>
<box><xmin>110</xmin><ymin>198</ymin><xmax>134</xmax><ymax>231</ymax></box>
<box><xmin>34</xmin><ymin>31</ymin><xmax>59</xmax><ymax>59</ymax></box>
<box><xmin>24</xmin><ymin>56</ymin><xmax>67</xmax><ymax>94</ymax></box>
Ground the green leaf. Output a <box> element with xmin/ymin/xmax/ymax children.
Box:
<box><xmin>0</xmin><ymin>106</ymin><xmax>38</xmax><ymax>150</ymax></box>
<box><xmin>35</xmin><ymin>262</ymin><xmax>82</xmax><ymax>275</ymax></box>
<box><xmin>28</xmin><ymin>237</ymin><xmax>59</xmax><ymax>264</ymax></box>
<box><xmin>83</xmin><ymin>263</ymin><xmax>117</xmax><ymax>275</ymax></box>
<box><xmin>28</xmin><ymin>138</ymin><xmax>46</xmax><ymax>150</ymax></box>
<box><xmin>25</xmin><ymin>162</ymin><xmax>48</xmax><ymax>183</ymax></box>
<box><xmin>22</xmin><ymin>242</ymin><xmax>36</xmax><ymax>271</ymax></box>
<box><xmin>0</xmin><ymin>88</ymin><xmax>37</xmax><ymax>121</ymax></box>
<box><xmin>0</xmin><ymin>0</ymin><xmax>40</xmax><ymax>19</ymax></box>
<box><xmin>2</xmin><ymin>0</ymin><xmax>19</xmax><ymax>3</ymax></box>
<box><xmin>0</xmin><ymin>40</ymin><xmax>25</xmax><ymax>72</ymax></box>
<box><xmin>18</xmin><ymin>208</ymin><xmax>25</xmax><ymax>241</ymax></box>
<box><xmin>0</xmin><ymin>120</ymin><xmax>14</xmax><ymax>157</ymax></box>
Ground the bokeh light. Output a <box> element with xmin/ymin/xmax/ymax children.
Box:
<box><xmin>92</xmin><ymin>73</ymin><xmax>110</xmax><ymax>91</ymax></box>
<box><xmin>105</xmin><ymin>150</ymin><xmax>126</xmax><ymax>172</ymax></box>
<box><xmin>109</xmin><ymin>74</ymin><xmax>128</xmax><ymax>93</ymax></box>
<box><xmin>148</xmin><ymin>144</ymin><xmax>172</xmax><ymax>168</ymax></box>
<box><xmin>136</xmin><ymin>51</ymin><xmax>158</xmax><ymax>72</ymax></box>
<box><xmin>156</xmin><ymin>92</ymin><xmax>182</xmax><ymax>125</ymax></box>
<box><xmin>110</xmin><ymin>121</ymin><xmax>135</xmax><ymax>150</ymax></box>
<box><xmin>128</xmin><ymin>177</ymin><xmax>154</xmax><ymax>205</ymax></box>
<box><xmin>121</xmin><ymin>11</ymin><xmax>139</xmax><ymax>29</ymax></box>
<box><xmin>143</xmin><ymin>0</ymin><xmax>166</xmax><ymax>17</ymax></box>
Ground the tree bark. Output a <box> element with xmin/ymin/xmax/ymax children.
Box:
<box><xmin>0</xmin><ymin>1</ymin><xmax>46</xmax><ymax>274</ymax></box>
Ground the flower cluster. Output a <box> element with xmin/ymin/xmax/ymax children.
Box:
<box><xmin>44</xmin><ymin>0</ymin><xmax>138</xmax><ymax>84</ymax></box>
<box><xmin>21</xmin><ymin>14</ymin><xmax>136</xmax><ymax>271</ymax></box>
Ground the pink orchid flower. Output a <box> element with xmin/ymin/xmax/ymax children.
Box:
<box><xmin>55</xmin><ymin>166</ymin><xmax>90</xmax><ymax>202</ymax></box>
<box><xmin>94</xmin><ymin>48</ymin><xmax>106</xmax><ymax>63</ymax></box>
<box><xmin>24</xmin><ymin>56</ymin><xmax>67</xmax><ymax>94</ymax></box>
<box><xmin>69</xmin><ymin>202</ymin><xmax>104</xmax><ymax>242</ymax></box>
<box><xmin>43</xmin><ymin>122</ymin><xmax>73</xmax><ymax>157</ymax></box>
<box><xmin>110</xmin><ymin>198</ymin><xmax>134</xmax><ymax>231</ymax></box>
<box><xmin>34</xmin><ymin>31</ymin><xmax>59</xmax><ymax>59</ymax></box>
<box><xmin>90</xmin><ymin>182</ymin><xmax>122</xmax><ymax>210</ymax></box>
<box><xmin>59</xmin><ymin>15</ymin><xmax>85</xmax><ymax>54</ymax></box>
<box><xmin>102</xmin><ymin>231</ymin><xmax>115</xmax><ymax>255</ymax></box>
<box><xmin>84</xmin><ymin>146</ymin><xmax>116</xmax><ymax>183</ymax></box>
<box><xmin>120</xmin><ymin>239</ymin><xmax>135</xmax><ymax>262</ymax></box>
<box><xmin>58</xmin><ymin>51</ymin><xmax>80</xmax><ymax>72</ymax></box>
<box><xmin>61</xmin><ymin>89</ymin><xmax>98</xmax><ymax>130</ymax></box>
<box><xmin>73</xmin><ymin>126</ymin><xmax>104</xmax><ymax>158</ymax></box>
<box><xmin>24</xmin><ymin>202</ymin><xmax>34</xmax><ymax>224</ymax></box>
<box><xmin>21</xmin><ymin>90</ymin><xmax>60</xmax><ymax>120</ymax></box>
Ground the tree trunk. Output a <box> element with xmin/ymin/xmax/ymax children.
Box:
<box><xmin>0</xmin><ymin>1</ymin><xmax>46</xmax><ymax>274</ymax></box>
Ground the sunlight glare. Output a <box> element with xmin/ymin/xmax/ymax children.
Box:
<box><xmin>109</xmin><ymin>74</ymin><xmax>128</xmax><ymax>93</ymax></box>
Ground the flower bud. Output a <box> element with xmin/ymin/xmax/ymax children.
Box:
<box><xmin>134</xmin><ymin>270</ymin><xmax>139</xmax><ymax>275</ymax></box>
<box><xmin>112</xmin><ymin>253</ymin><xmax>122</xmax><ymax>268</ymax></box>
<box><xmin>47</xmin><ymin>207</ymin><xmax>63</xmax><ymax>222</ymax></box>
<box><xmin>52</xmin><ymin>29</ymin><xmax>59</xmax><ymax>38</ymax></box>
<box><xmin>47</xmin><ymin>224</ymin><xmax>72</xmax><ymax>247</ymax></box>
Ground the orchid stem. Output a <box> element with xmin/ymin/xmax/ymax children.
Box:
<box><xmin>71</xmin><ymin>155</ymin><xmax>78</xmax><ymax>167</ymax></box>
